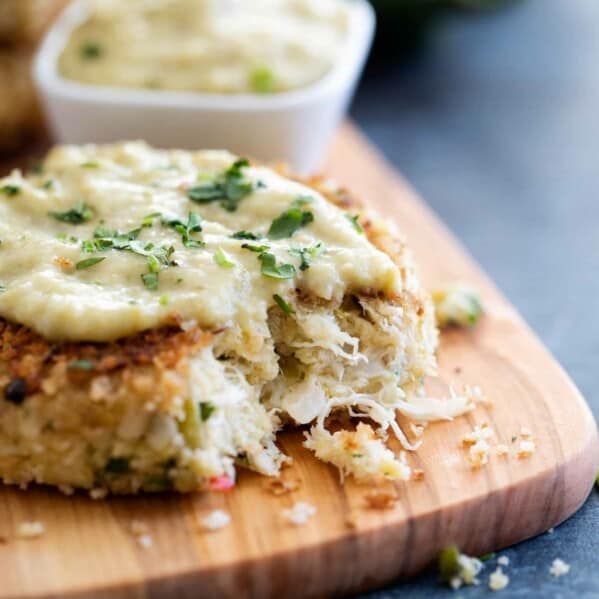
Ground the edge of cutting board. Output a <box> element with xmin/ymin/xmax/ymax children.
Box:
<box><xmin>0</xmin><ymin>124</ymin><xmax>597</xmax><ymax>599</ymax></box>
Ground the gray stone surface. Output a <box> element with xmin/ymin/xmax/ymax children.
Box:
<box><xmin>352</xmin><ymin>0</ymin><xmax>599</xmax><ymax>596</ymax></box>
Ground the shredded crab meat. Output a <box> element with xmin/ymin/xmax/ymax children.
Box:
<box><xmin>173</xmin><ymin>290</ymin><xmax>479</xmax><ymax>483</ymax></box>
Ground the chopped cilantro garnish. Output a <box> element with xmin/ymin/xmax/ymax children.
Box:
<box><xmin>214</xmin><ymin>248</ymin><xmax>234</xmax><ymax>268</ymax></box>
<box><xmin>162</xmin><ymin>212</ymin><xmax>204</xmax><ymax>248</ymax></box>
<box><xmin>199</xmin><ymin>402</ymin><xmax>216</xmax><ymax>421</ymax></box>
<box><xmin>49</xmin><ymin>202</ymin><xmax>95</xmax><ymax>224</ymax></box>
<box><xmin>81</xmin><ymin>224</ymin><xmax>174</xmax><ymax>290</ymax></box>
<box><xmin>142</xmin><ymin>212</ymin><xmax>162</xmax><ymax>227</ymax></box>
<box><xmin>273</xmin><ymin>294</ymin><xmax>295</xmax><ymax>314</ymax></box>
<box><xmin>479</xmin><ymin>552</ymin><xmax>496</xmax><ymax>562</ymax></box>
<box><xmin>438</xmin><ymin>545</ymin><xmax>461</xmax><ymax>582</ymax></box>
<box><xmin>159</xmin><ymin>295</ymin><xmax>169</xmax><ymax>306</ymax></box>
<box><xmin>75</xmin><ymin>256</ymin><xmax>105</xmax><ymax>270</ymax></box>
<box><xmin>258</xmin><ymin>252</ymin><xmax>296</xmax><ymax>280</ymax></box>
<box><xmin>268</xmin><ymin>205</ymin><xmax>314</xmax><ymax>239</ymax></box>
<box><xmin>250</xmin><ymin>66</ymin><xmax>276</xmax><ymax>94</ymax></box>
<box><xmin>42</xmin><ymin>179</ymin><xmax>54</xmax><ymax>190</ymax></box>
<box><xmin>80</xmin><ymin>161</ymin><xmax>100</xmax><ymax>169</ymax></box>
<box><xmin>81</xmin><ymin>42</ymin><xmax>103</xmax><ymax>60</ymax></box>
<box><xmin>241</xmin><ymin>243</ymin><xmax>270</xmax><ymax>253</ymax></box>
<box><xmin>146</xmin><ymin>254</ymin><xmax>161</xmax><ymax>273</ymax></box>
<box><xmin>187</xmin><ymin>159</ymin><xmax>256</xmax><ymax>212</ymax></box>
<box><xmin>105</xmin><ymin>457</ymin><xmax>130</xmax><ymax>474</ymax></box>
<box><xmin>346</xmin><ymin>213</ymin><xmax>364</xmax><ymax>233</ymax></box>
<box><xmin>68</xmin><ymin>359</ymin><xmax>95</xmax><ymax>371</ymax></box>
<box><xmin>288</xmin><ymin>242</ymin><xmax>324</xmax><ymax>271</ymax></box>
<box><xmin>141</xmin><ymin>272</ymin><xmax>159</xmax><ymax>290</ymax></box>
<box><xmin>86</xmin><ymin>226</ymin><xmax>141</xmax><ymax>251</ymax></box>
<box><xmin>0</xmin><ymin>284</ymin><xmax>6</xmax><ymax>293</ymax></box>
<box><xmin>231</xmin><ymin>230</ymin><xmax>260</xmax><ymax>240</ymax></box>
<box><xmin>132</xmin><ymin>240</ymin><xmax>174</xmax><ymax>263</ymax></box>
<box><xmin>1</xmin><ymin>185</ymin><xmax>20</xmax><ymax>196</ymax></box>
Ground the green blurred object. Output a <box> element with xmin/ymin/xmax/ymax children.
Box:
<box><xmin>370</xmin><ymin>0</ymin><xmax>514</xmax><ymax>57</ymax></box>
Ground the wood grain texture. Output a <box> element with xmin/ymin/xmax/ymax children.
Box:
<box><xmin>0</xmin><ymin>123</ymin><xmax>597</xmax><ymax>599</ymax></box>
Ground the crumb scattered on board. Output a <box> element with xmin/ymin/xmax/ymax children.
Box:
<box><xmin>413</xmin><ymin>468</ymin><xmax>425</xmax><ymax>481</ymax></box>
<box><xmin>137</xmin><ymin>534</ymin><xmax>153</xmax><ymax>548</ymax></box>
<box><xmin>282</xmin><ymin>502</ymin><xmax>317</xmax><ymax>526</ymax></box>
<box><xmin>488</xmin><ymin>567</ymin><xmax>509</xmax><ymax>591</ymax></box>
<box><xmin>439</xmin><ymin>545</ymin><xmax>483</xmax><ymax>590</ymax></box>
<box><xmin>364</xmin><ymin>490</ymin><xmax>397</xmax><ymax>510</ymax></box>
<box><xmin>130</xmin><ymin>520</ymin><xmax>153</xmax><ymax>548</ymax></box>
<box><xmin>549</xmin><ymin>558</ymin><xmax>570</xmax><ymax>577</ymax></box>
<box><xmin>460</xmin><ymin>423</ymin><xmax>537</xmax><ymax>467</ymax></box>
<box><xmin>17</xmin><ymin>521</ymin><xmax>45</xmax><ymax>539</ymax></box>
<box><xmin>201</xmin><ymin>510</ymin><xmax>231</xmax><ymax>531</ymax></box>
<box><xmin>264</xmin><ymin>477</ymin><xmax>300</xmax><ymax>496</ymax></box>
<box><xmin>90</xmin><ymin>488</ymin><xmax>108</xmax><ymax>500</ymax></box>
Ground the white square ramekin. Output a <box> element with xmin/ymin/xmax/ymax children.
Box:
<box><xmin>33</xmin><ymin>0</ymin><xmax>375</xmax><ymax>174</ymax></box>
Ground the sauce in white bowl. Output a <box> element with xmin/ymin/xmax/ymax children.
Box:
<box><xmin>34</xmin><ymin>0</ymin><xmax>375</xmax><ymax>174</ymax></box>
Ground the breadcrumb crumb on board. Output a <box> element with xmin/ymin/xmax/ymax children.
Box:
<box><xmin>282</xmin><ymin>502</ymin><xmax>317</xmax><ymax>526</ymax></box>
<box><xmin>201</xmin><ymin>510</ymin><xmax>231</xmax><ymax>531</ymax></box>
<box><xmin>364</xmin><ymin>490</ymin><xmax>398</xmax><ymax>510</ymax></box>
<box><xmin>17</xmin><ymin>521</ymin><xmax>45</xmax><ymax>539</ymax></box>
<box><xmin>488</xmin><ymin>567</ymin><xmax>509</xmax><ymax>591</ymax></box>
<box><xmin>137</xmin><ymin>534</ymin><xmax>153</xmax><ymax>549</ymax></box>
<box><xmin>549</xmin><ymin>558</ymin><xmax>570</xmax><ymax>577</ymax></box>
<box><xmin>263</xmin><ymin>477</ymin><xmax>300</xmax><ymax>496</ymax></box>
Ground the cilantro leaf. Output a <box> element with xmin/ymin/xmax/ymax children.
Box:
<box><xmin>273</xmin><ymin>294</ymin><xmax>296</xmax><ymax>314</ymax></box>
<box><xmin>214</xmin><ymin>248</ymin><xmax>235</xmax><ymax>268</ymax></box>
<box><xmin>258</xmin><ymin>253</ymin><xmax>296</xmax><ymax>280</ymax></box>
<box><xmin>162</xmin><ymin>212</ymin><xmax>204</xmax><ymax>248</ymax></box>
<box><xmin>81</xmin><ymin>226</ymin><xmax>174</xmax><ymax>291</ymax></box>
<box><xmin>241</xmin><ymin>243</ymin><xmax>270</xmax><ymax>253</ymax></box>
<box><xmin>141</xmin><ymin>212</ymin><xmax>162</xmax><ymax>227</ymax></box>
<box><xmin>346</xmin><ymin>213</ymin><xmax>364</xmax><ymax>234</ymax></box>
<box><xmin>288</xmin><ymin>242</ymin><xmax>324</xmax><ymax>271</ymax></box>
<box><xmin>268</xmin><ymin>207</ymin><xmax>314</xmax><ymax>240</ymax></box>
<box><xmin>75</xmin><ymin>257</ymin><xmax>106</xmax><ymax>270</ymax></box>
<box><xmin>199</xmin><ymin>402</ymin><xmax>216</xmax><ymax>421</ymax></box>
<box><xmin>231</xmin><ymin>230</ymin><xmax>260</xmax><ymax>240</ymax></box>
<box><xmin>1</xmin><ymin>185</ymin><xmax>20</xmax><ymax>196</ymax></box>
<box><xmin>141</xmin><ymin>272</ymin><xmax>159</xmax><ymax>290</ymax></box>
<box><xmin>187</xmin><ymin>159</ymin><xmax>256</xmax><ymax>212</ymax></box>
<box><xmin>49</xmin><ymin>202</ymin><xmax>95</xmax><ymax>224</ymax></box>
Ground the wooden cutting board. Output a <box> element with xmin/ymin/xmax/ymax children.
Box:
<box><xmin>1</xmin><ymin>124</ymin><xmax>597</xmax><ymax>599</ymax></box>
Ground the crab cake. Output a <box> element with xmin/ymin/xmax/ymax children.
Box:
<box><xmin>0</xmin><ymin>143</ymin><xmax>469</xmax><ymax>495</ymax></box>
